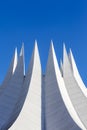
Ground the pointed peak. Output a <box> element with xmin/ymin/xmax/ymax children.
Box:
<box><xmin>34</xmin><ymin>40</ymin><xmax>38</xmax><ymax>49</ymax></box>
<box><xmin>63</xmin><ymin>43</ymin><xmax>70</xmax><ymax>66</ymax></box>
<box><xmin>46</xmin><ymin>40</ymin><xmax>62</xmax><ymax>79</ymax></box>
<box><xmin>33</xmin><ymin>40</ymin><xmax>39</xmax><ymax>54</ymax></box>
<box><xmin>34</xmin><ymin>40</ymin><xmax>39</xmax><ymax>53</ymax></box>
<box><xmin>20</xmin><ymin>43</ymin><xmax>24</xmax><ymax>56</ymax></box>
<box><xmin>69</xmin><ymin>48</ymin><xmax>73</xmax><ymax>56</ymax></box>
<box><xmin>63</xmin><ymin>43</ymin><xmax>68</xmax><ymax>57</ymax></box>
<box><xmin>29</xmin><ymin>40</ymin><xmax>40</xmax><ymax>64</ymax></box>
<box><xmin>51</xmin><ymin>40</ymin><xmax>53</xmax><ymax>45</ymax></box>
<box><xmin>15</xmin><ymin>47</ymin><xmax>17</xmax><ymax>53</ymax></box>
<box><xmin>47</xmin><ymin>40</ymin><xmax>57</xmax><ymax>65</ymax></box>
<box><xmin>49</xmin><ymin>40</ymin><xmax>55</xmax><ymax>55</ymax></box>
<box><xmin>14</xmin><ymin>47</ymin><xmax>18</xmax><ymax>58</ymax></box>
<box><xmin>69</xmin><ymin>48</ymin><xmax>75</xmax><ymax>63</ymax></box>
<box><xmin>35</xmin><ymin>39</ymin><xmax>37</xmax><ymax>44</ymax></box>
<box><xmin>63</xmin><ymin>42</ymin><xmax>66</xmax><ymax>51</ymax></box>
<box><xmin>50</xmin><ymin>40</ymin><xmax>54</xmax><ymax>49</ymax></box>
<box><xmin>26</xmin><ymin>40</ymin><xmax>41</xmax><ymax>76</ymax></box>
<box><xmin>19</xmin><ymin>43</ymin><xmax>25</xmax><ymax>75</ymax></box>
<box><xmin>12</xmin><ymin>47</ymin><xmax>18</xmax><ymax>74</ymax></box>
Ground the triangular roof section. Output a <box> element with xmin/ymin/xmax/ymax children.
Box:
<box><xmin>0</xmin><ymin>47</ymin><xmax>18</xmax><ymax>92</ymax></box>
<box><xmin>63</xmin><ymin>44</ymin><xmax>87</xmax><ymax>130</ymax></box>
<box><xmin>44</xmin><ymin>41</ymin><xmax>80</xmax><ymax>130</ymax></box>
<box><xmin>69</xmin><ymin>49</ymin><xmax>87</xmax><ymax>97</ymax></box>
<box><xmin>9</xmin><ymin>41</ymin><xmax>42</xmax><ymax>130</ymax></box>
<box><xmin>0</xmin><ymin>44</ymin><xmax>25</xmax><ymax>129</ymax></box>
<box><xmin>19</xmin><ymin>43</ymin><xmax>25</xmax><ymax>75</ymax></box>
<box><xmin>12</xmin><ymin>47</ymin><xmax>18</xmax><ymax>74</ymax></box>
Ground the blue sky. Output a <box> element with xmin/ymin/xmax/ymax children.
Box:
<box><xmin>0</xmin><ymin>0</ymin><xmax>87</xmax><ymax>86</ymax></box>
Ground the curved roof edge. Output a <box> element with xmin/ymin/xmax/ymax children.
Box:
<box><xmin>44</xmin><ymin>41</ymin><xmax>80</xmax><ymax>130</ymax></box>
<box><xmin>0</xmin><ymin>47</ymin><xmax>18</xmax><ymax>92</ymax></box>
<box><xmin>69</xmin><ymin>49</ymin><xmax>87</xmax><ymax>97</ymax></box>
<box><xmin>9</xmin><ymin>41</ymin><xmax>42</xmax><ymax>130</ymax></box>
<box><xmin>0</xmin><ymin>44</ymin><xmax>25</xmax><ymax>129</ymax></box>
<box><xmin>63</xmin><ymin>44</ymin><xmax>86</xmax><ymax>130</ymax></box>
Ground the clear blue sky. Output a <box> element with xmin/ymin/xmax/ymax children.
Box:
<box><xmin>0</xmin><ymin>0</ymin><xmax>87</xmax><ymax>86</ymax></box>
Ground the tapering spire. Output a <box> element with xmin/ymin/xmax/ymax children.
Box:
<box><xmin>50</xmin><ymin>40</ymin><xmax>54</xmax><ymax>50</ymax></box>
<box><xmin>63</xmin><ymin>43</ymin><xmax>71</xmax><ymax>75</ymax></box>
<box><xmin>35</xmin><ymin>39</ymin><xmax>38</xmax><ymax>47</ymax></box>
<box><xmin>47</xmin><ymin>40</ymin><xmax>54</xmax><ymax>61</ymax></box>
<box><xmin>47</xmin><ymin>40</ymin><xmax>59</xmax><ymax>71</ymax></box>
<box><xmin>69</xmin><ymin>49</ymin><xmax>87</xmax><ymax>97</ymax></box>
<box><xmin>27</xmin><ymin>40</ymin><xmax>41</xmax><ymax>75</ymax></box>
<box><xmin>1</xmin><ymin>47</ymin><xmax>18</xmax><ymax>88</ymax></box>
<box><xmin>10</xmin><ymin>40</ymin><xmax>42</xmax><ymax>130</ymax></box>
<box><xmin>63</xmin><ymin>43</ymin><xmax>68</xmax><ymax>61</ymax></box>
<box><xmin>20</xmin><ymin>43</ymin><xmax>24</xmax><ymax>56</ymax></box>
<box><xmin>46</xmin><ymin>40</ymin><xmax>54</xmax><ymax>71</ymax></box>
<box><xmin>12</xmin><ymin>47</ymin><xmax>18</xmax><ymax>74</ymax></box>
<box><xmin>45</xmin><ymin>41</ymin><xmax>80</xmax><ymax>130</ymax></box>
<box><xmin>34</xmin><ymin>40</ymin><xmax>39</xmax><ymax>57</ymax></box>
<box><xmin>19</xmin><ymin>43</ymin><xmax>25</xmax><ymax>75</ymax></box>
<box><xmin>63</xmin><ymin>44</ymin><xmax>87</xmax><ymax>130</ymax></box>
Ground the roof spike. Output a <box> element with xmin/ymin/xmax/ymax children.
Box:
<box><xmin>35</xmin><ymin>39</ymin><xmax>37</xmax><ymax>44</ymax></box>
<box><xmin>46</xmin><ymin>40</ymin><xmax>61</xmax><ymax>74</ymax></box>
<box><xmin>15</xmin><ymin>47</ymin><xmax>17</xmax><ymax>55</ymax></box>
<box><xmin>63</xmin><ymin>42</ymin><xmax>67</xmax><ymax>53</ymax></box>
<box><xmin>48</xmin><ymin>40</ymin><xmax>54</xmax><ymax>55</ymax></box>
<box><xmin>51</xmin><ymin>39</ymin><xmax>53</xmax><ymax>44</ymax></box>
<box><xmin>9</xmin><ymin>42</ymin><xmax>42</xmax><ymax>130</ymax></box>
<box><xmin>50</xmin><ymin>40</ymin><xmax>54</xmax><ymax>49</ymax></box>
<box><xmin>14</xmin><ymin>47</ymin><xmax>18</xmax><ymax>60</ymax></box>
<box><xmin>20</xmin><ymin>42</ymin><xmax>24</xmax><ymax>57</ymax></box>
<box><xmin>19</xmin><ymin>43</ymin><xmax>25</xmax><ymax>75</ymax></box>
<box><xmin>26</xmin><ymin>40</ymin><xmax>41</xmax><ymax>77</ymax></box>
<box><xmin>12</xmin><ymin>47</ymin><xmax>18</xmax><ymax>74</ymax></box>
<box><xmin>34</xmin><ymin>40</ymin><xmax>38</xmax><ymax>50</ymax></box>
<box><xmin>63</xmin><ymin>43</ymin><xmax>69</xmax><ymax>63</ymax></box>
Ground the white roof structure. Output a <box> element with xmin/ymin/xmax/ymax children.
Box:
<box><xmin>69</xmin><ymin>49</ymin><xmax>87</xmax><ymax>97</ymax></box>
<box><xmin>0</xmin><ymin>48</ymin><xmax>18</xmax><ymax>94</ymax></box>
<box><xmin>9</xmin><ymin>41</ymin><xmax>42</xmax><ymax>130</ymax></box>
<box><xmin>0</xmin><ymin>45</ymin><xmax>25</xmax><ymax>129</ymax></box>
<box><xmin>0</xmin><ymin>42</ymin><xmax>86</xmax><ymax>130</ymax></box>
<box><xmin>44</xmin><ymin>42</ymin><xmax>80</xmax><ymax>130</ymax></box>
<box><xmin>63</xmin><ymin>45</ymin><xmax>87</xmax><ymax>130</ymax></box>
